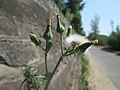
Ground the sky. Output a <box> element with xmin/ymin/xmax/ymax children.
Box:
<box><xmin>82</xmin><ymin>0</ymin><xmax>120</xmax><ymax>36</ymax></box>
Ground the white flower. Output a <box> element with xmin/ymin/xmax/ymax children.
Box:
<box><xmin>64</xmin><ymin>34</ymin><xmax>89</xmax><ymax>45</ymax></box>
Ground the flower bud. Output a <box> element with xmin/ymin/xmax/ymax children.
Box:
<box><xmin>56</xmin><ymin>15</ymin><xmax>65</xmax><ymax>34</ymax></box>
<box><xmin>66</xmin><ymin>25</ymin><xmax>72</xmax><ymax>36</ymax></box>
<box><xmin>75</xmin><ymin>40</ymin><xmax>98</xmax><ymax>53</ymax></box>
<box><xmin>29</xmin><ymin>33</ymin><xmax>42</xmax><ymax>46</ymax></box>
<box><xmin>76</xmin><ymin>42</ymin><xmax>92</xmax><ymax>53</ymax></box>
<box><xmin>91</xmin><ymin>39</ymin><xmax>98</xmax><ymax>44</ymax></box>
<box><xmin>43</xmin><ymin>18</ymin><xmax>53</xmax><ymax>41</ymax></box>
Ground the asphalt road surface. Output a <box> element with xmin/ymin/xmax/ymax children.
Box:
<box><xmin>89</xmin><ymin>46</ymin><xmax>120</xmax><ymax>90</ymax></box>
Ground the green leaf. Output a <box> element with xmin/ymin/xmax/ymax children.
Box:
<box><xmin>22</xmin><ymin>66</ymin><xmax>45</xmax><ymax>90</ymax></box>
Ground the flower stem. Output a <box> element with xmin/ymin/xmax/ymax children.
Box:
<box><xmin>44</xmin><ymin>55</ymin><xmax>64</xmax><ymax>90</ymax></box>
<box><xmin>39</xmin><ymin>45</ymin><xmax>45</xmax><ymax>51</ymax></box>
<box><xmin>60</xmin><ymin>34</ymin><xmax>63</xmax><ymax>55</ymax></box>
<box><xmin>45</xmin><ymin>41</ymin><xmax>48</xmax><ymax>75</ymax></box>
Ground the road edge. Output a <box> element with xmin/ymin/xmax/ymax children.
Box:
<box><xmin>86</xmin><ymin>51</ymin><xmax>118</xmax><ymax>90</ymax></box>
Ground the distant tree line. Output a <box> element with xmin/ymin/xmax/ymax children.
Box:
<box><xmin>108</xmin><ymin>24</ymin><xmax>120</xmax><ymax>50</ymax></box>
<box><xmin>88</xmin><ymin>15</ymin><xmax>120</xmax><ymax>51</ymax></box>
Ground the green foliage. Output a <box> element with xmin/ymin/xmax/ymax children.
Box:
<box><xmin>20</xmin><ymin>66</ymin><xmax>45</xmax><ymax>90</ymax></box>
<box><xmin>87</xmin><ymin>15</ymin><xmax>109</xmax><ymax>46</ymax></box>
<box><xmin>88</xmin><ymin>33</ymin><xmax>108</xmax><ymax>46</ymax></box>
<box><xmin>108</xmin><ymin>25</ymin><xmax>120</xmax><ymax>50</ymax></box>
<box><xmin>54</xmin><ymin>0</ymin><xmax>64</xmax><ymax>11</ymax></box>
<box><xmin>65</xmin><ymin>0</ymin><xmax>85</xmax><ymax>14</ymax></box>
<box><xmin>74</xmin><ymin>53</ymin><xmax>89</xmax><ymax>90</ymax></box>
<box><xmin>87</xmin><ymin>33</ymin><xmax>97</xmax><ymax>40</ymax></box>
<box><xmin>97</xmin><ymin>35</ymin><xmax>108</xmax><ymax>46</ymax></box>
<box><xmin>71</xmin><ymin>13</ymin><xmax>85</xmax><ymax>35</ymax></box>
<box><xmin>73</xmin><ymin>44</ymin><xmax>90</xmax><ymax>90</ymax></box>
<box><xmin>80</xmin><ymin>54</ymin><xmax>89</xmax><ymax>90</ymax></box>
<box><xmin>63</xmin><ymin>0</ymin><xmax>86</xmax><ymax>35</ymax></box>
<box><xmin>65</xmin><ymin>9</ymin><xmax>74</xmax><ymax>23</ymax></box>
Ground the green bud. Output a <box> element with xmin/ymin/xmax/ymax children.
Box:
<box><xmin>43</xmin><ymin>18</ymin><xmax>53</xmax><ymax>41</ymax></box>
<box><xmin>66</xmin><ymin>25</ymin><xmax>72</xmax><ymax>36</ymax></box>
<box><xmin>56</xmin><ymin>15</ymin><xmax>65</xmax><ymax>34</ymax></box>
<box><xmin>75</xmin><ymin>39</ymin><xmax>98</xmax><ymax>53</ymax></box>
<box><xmin>29</xmin><ymin>33</ymin><xmax>42</xmax><ymax>46</ymax></box>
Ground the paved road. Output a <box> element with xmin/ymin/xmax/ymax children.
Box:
<box><xmin>89</xmin><ymin>46</ymin><xmax>120</xmax><ymax>90</ymax></box>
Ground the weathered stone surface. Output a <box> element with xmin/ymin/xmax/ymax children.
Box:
<box><xmin>0</xmin><ymin>40</ymin><xmax>40</xmax><ymax>66</ymax></box>
<box><xmin>0</xmin><ymin>0</ymin><xmax>81</xmax><ymax>90</ymax></box>
<box><xmin>0</xmin><ymin>64</ymin><xmax>21</xmax><ymax>81</ymax></box>
<box><xmin>0</xmin><ymin>80</ymin><xmax>27</xmax><ymax>90</ymax></box>
<box><xmin>0</xmin><ymin>64</ymin><xmax>26</xmax><ymax>90</ymax></box>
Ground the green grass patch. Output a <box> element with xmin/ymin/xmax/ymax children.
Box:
<box><xmin>79</xmin><ymin>54</ymin><xmax>89</xmax><ymax>90</ymax></box>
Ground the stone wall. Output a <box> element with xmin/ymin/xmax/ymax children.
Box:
<box><xmin>0</xmin><ymin>0</ymin><xmax>81</xmax><ymax>90</ymax></box>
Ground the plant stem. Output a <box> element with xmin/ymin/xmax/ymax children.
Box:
<box><xmin>45</xmin><ymin>41</ymin><xmax>48</xmax><ymax>75</ymax></box>
<box><xmin>60</xmin><ymin>34</ymin><xmax>63</xmax><ymax>55</ymax></box>
<box><xmin>39</xmin><ymin>45</ymin><xmax>45</xmax><ymax>51</ymax></box>
<box><xmin>44</xmin><ymin>55</ymin><xmax>64</xmax><ymax>90</ymax></box>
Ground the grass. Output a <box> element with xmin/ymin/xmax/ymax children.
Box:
<box><xmin>79</xmin><ymin>54</ymin><xmax>89</xmax><ymax>90</ymax></box>
<box><xmin>20</xmin><ymin>66</ymin><xmax>45</xmax><ymax>90</ymax></box>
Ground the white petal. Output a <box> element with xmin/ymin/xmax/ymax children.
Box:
<box><xmin>64</xmin><ymin>34</ymin><xmax>89</xmax><ymax>45</ymax></box>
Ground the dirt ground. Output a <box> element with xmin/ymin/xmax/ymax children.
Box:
<box><xmin>86</xmin><ymin>52</ymin><xmax>118</xmax><ymax>90</ymax></box>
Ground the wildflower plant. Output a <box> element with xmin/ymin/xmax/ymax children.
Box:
<box><xmin>20</xmin><ymin>15</ymin><xmax>98</xmax><ymax>90</ymax></box>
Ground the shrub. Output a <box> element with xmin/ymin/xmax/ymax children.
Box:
<box><xmin>108</xmin><ymin>30</ymin><xmax>120</xmax><ymax>50</ymax></box>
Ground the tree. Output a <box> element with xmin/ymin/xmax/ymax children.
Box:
<box><xmin>91</xmin><ymin>15</ymin><xmax>100</xmax><ymax>34</ymax></box>
<box><xmin>110</xmin><ymin>20</ymin><xmax>114</xmax><ymax>32</ymax></box>
<box><xmin>64</xmin><ymin>9</ymin><xmax>74</xmax><ymax>24</ymax></box>
<box><xmin>63</xmin><ymin>0</ymin><xmax>85</xmax><ymax>35</ymax></box>
<box><xmin>108</xmin><ymin>24</ymin><xmax>120</xmax><ymax>50</ymax></box>
<box><xmin>88</xmin><ymin>15</ymin><xmax>100</xmax><ymax>40</ymax></box>
<box><xmin>54</xmin><ymin>0</ymin><xmax>64</xmax><ymax>11</ymax></box>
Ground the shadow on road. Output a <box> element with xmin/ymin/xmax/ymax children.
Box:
<box><xmin>101</xmin><ymin>47</ymin><xmax>120</xmax><ymax>56</ymax></box>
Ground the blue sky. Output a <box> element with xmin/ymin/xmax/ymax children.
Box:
<box><xmin>82</xmin><ymin>0</ymin><xmax>120</xmax><ymax>36</ymax></box>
